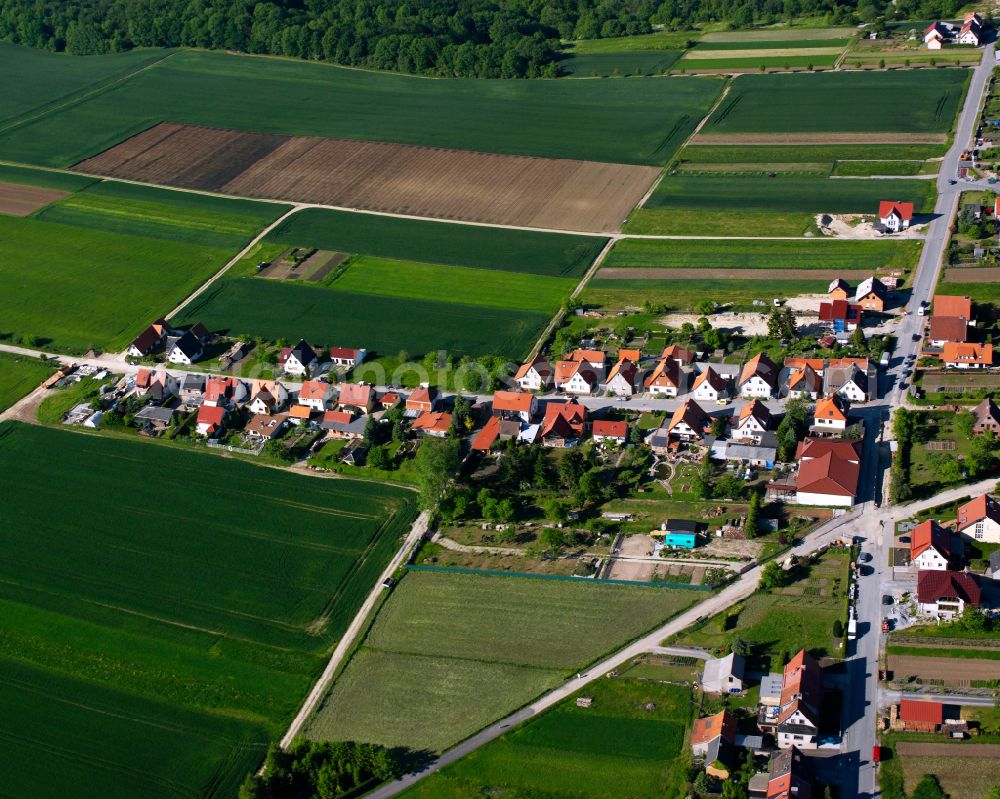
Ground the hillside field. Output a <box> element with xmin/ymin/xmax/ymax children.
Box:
<box><xmin>305</xmin><ymin>570</ymin><xmax>701</xmax><ymax>753</ymax></box>
<box><xmin>0</xmin><ymin>47</ymin><xmax>721</xmax><ymax>167</ymax></box>
<box><xmin>400</xmin><ymin>679</ymin><xmax>694</xmax><ymax>799</ymax></box>
<box><xmin>0</xmin><ymin>422</ymin><xmax>417</xmax><ymax>799</ymax></box>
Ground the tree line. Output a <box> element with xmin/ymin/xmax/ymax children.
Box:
<box><xmin>1</xmin><ymin>0</ymin><xmax>910</xmax><ymax>79</ymax></box>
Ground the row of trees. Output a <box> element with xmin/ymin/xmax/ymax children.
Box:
<box><xmin>0</xmin><ymin>0</ymin><xmax>907</xmax><ymax>77</ymax></box>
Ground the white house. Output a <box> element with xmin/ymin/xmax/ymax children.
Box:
<box><xmin>554</xmin><ymin>359</ymin><xmax>597</xmax><ymax>395</ymax></box>
<box><xmin>604</xmin><ymin>358</ymin><xmax>639</xmax><ymax>397</ymax></box>
<box><xmin>786</xmin><ymin>364</ymin><xmax>822</xmax><ymax>400</ymax></box>
<box><xmin>734</xmin><ymin>400</ymin><xmax>771</xmax><ymax>442</ymax></box>
<box><xmin>813</xmin><ymin>395</ymin><xmax>847</xmax><ymax>432</ymax></box>
<box><xmin>566</xmin><ymin>348</ymin><xmax>607</xmax><ymax>379</ymax></box>
<box><xmin>195</xmin><ymin>404</ymin><xmax>226</xmax><ymax>437</ymax></box>
<box><xmin>702</xmin><ymin>653</ymin><xmax>745</xmax><ymax>694</ymax></box>
<box><xmin>644</xmin><ymin>358</ymin><xmax>685</xmax><ymax>398</ymax></box>
<box><xmin>910</xmin><ymin>520</ymin><xmax>952</xmax><ymax>571</ymax></box>
<box><xmin>514</xmin><ymin>357</ymin><xmax>553</xmax><ymax>391</ymax></box>
<box><xmin>917</xmin><ymin>570</ymin><xmax>981</xmax><ymax>619</ymax></box>
<box><xmin>126</xmin><ymin>319</ymin><xmax>169</xmax><ymax>358</ymax></box>
<box><xmin>824</xmin><ymin>363</ymin><xmax>868</xmax><ymax>403</ymax></box>
<box><xmin>956</xmin><ymin>493</ymin><xmax>1000</xmax><ymax>543</ymax></box>
<box><xmin>958</xmin><ymin>16</ymin><xmax>982</xmax><ymax>45</ymax></box>
<box><xmin>792</xmin><ymin>438</ymin><xmax>861</xmax><ymax>507</ymax></box>
<box><xmin>247</xmin><ymin>379</ymin><xmax>289</xmax><ymax>415</ymax></box>
<box><xmin>283</xmin><ymin>339</ymin><xmax>320</xmax><ymax>376</ymax></box>
<box><xmin>878</xmin><ymin>200</ymin><xmax>914</xmax><ymax>232</ymax></box>
<box><xmin>666</xmin><ymin>399</ymin><xmax>709</xmax><ymax>441</ymax></box>
<box><xmin>298</xmin><ymin>379</ymin><xmax>335</xmax><ymax>412</ymax></box>
<box><xmin>738</xmin><ymin>353</ymin><xmax>778</xmax><ymax>399</ymax></box>
<box><xmin>691</xmin><ymin>366</ymin><xmax>729</xmax><ymax>402</ymax></box>
<box><xmin>328</xmin><ymin>347</ymin><xmax>366</xmax><ymax>368</ymax></box>
<box><xmin>166</xmin><ymin>331</ymin><xmax>203</xmax><ymax>365</ymax></box>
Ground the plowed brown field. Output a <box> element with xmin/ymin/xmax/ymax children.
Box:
<box><xmin>74</xmin><ymin>122</ymin><xmax>659</xmax><ymax>233</ymax></box>
<box><xmin>0</xmin><ymin>182</ymin><xmax>68</xmax><ymax>216</ymax></box>
<box><xmin>888</xmin><ymin>654</ymin><xmax>1000</xmax><ymax>686</ymax></box>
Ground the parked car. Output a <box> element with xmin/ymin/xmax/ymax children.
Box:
<box><xmin>882</xmin><ymin>594</ymin><xmax>893</xmax><ymax>605</ymax></box>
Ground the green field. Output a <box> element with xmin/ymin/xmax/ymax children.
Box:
<box><xmin>0</xmin><ymin>47</ymin><xmax>721</xmax><ymax>167</ymax></box>
<box><xmin>625</xmin><ymin>207</ymin><xmax>815</xmax><ymax>236</ymax></box>
<box><xmin>568</xmin><ymin>30</ymin><xmax>698</xmax><ymax>53</ymax></box>
<box><xmin>400</xmin><ymin>679</ymin><xmax>694</xmax><ymax>799</ymax></box>
<box><xmin>937</xmin><ymin>280</ymin><xmax>1000</xmax><ymax>302</ymax></box>
<box><xmin>704</xmin><ymin>70</ymin><xmax>968</xmax><ymax>133</ymax></box>
<box><xmin>36</xmin><ymin>180</ymin><xmax>285</xmax><ymax>248</ymax></box>
<box><xmin>583</xmin><ymin>278</ymin><xmax>831</xmax><ymax>310</ymax></box>
<box><xmin>331</xmin><ymin>256</ymin><xmax>575</xmax><ymax>314</ymax></box>
<box><xmin>0</xmin><ymin>421</ymin><xmax>418</xmax><ymax>799</ymax></box>
<box><xmin>0</xmin><ymin>163</ymin><xmax>97</xmax><ymax>191</ymax></box>
<box><xmin>0</xmin><ymin>351</ymin><xmax>52</xmax><ymax>411</ymax></box>
<box><xmin>701</xmin><ymin>27</ymin><xmax>856</xmax><ymax>42</ymax></box>
<box><xmin>604</xmin><ymin>237</ymin><xmax>921</xmax><ymax>270</ymax></box>
<box><xmin>679</xmin><ymin>143</ymin><xmax>948</xmax><ymax>162</ymax></box>
<box><xmin>268</xmin><ymin>208</ymin><xmax>606</xmax><ymax>278</ymax></box>
<box><xmin>832</xmin><ymin>160</ymin><xmax>933</xmax><ymax>176</ymax></box>
<box><xmin>558</xmin><ymin>50</ymin><xmax>683</xmax><ymax>77</ymax></box>
<box><xmin>677</xmin><ymin>55</ymin><xmax>840</xmax><ymax>70</ymax></box>
<box><xmin>175</xmin><ymin>277</ymin><xmax>549</xmax><ymax>359</ymax></box>
<box><xmin>689</xmin><ymin>39</ymin><xmax>852</xmax><ymax>50</ymax></box>
<box><xmin>644</xmin><ymin>173</ymin><xmax>935</xmax><ymax>213</ymax></box>
<box><xmin>305</xmin><ymin>570</ymin><xmax>701</xmax><ymax>753</ymax></box>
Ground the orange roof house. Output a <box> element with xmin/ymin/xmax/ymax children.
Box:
<box><xmin>644</xmin><ymin>358</ymin><xmax>684</xmax><ymax>396</ymax></box>
<box><xmin>339</xmin><ymin>382</ymin><xmax>375</xmax><ymax>411</ymax></box>
<box><xmin>492</xmin><ymin>390</ymin><xmax>537</xmax><ymax>419</ymax></box>
<box><xmin>814</xmin><ymin>394</ymin><xmax>847</xmax><ymax>426</ymax></box>
<box><xmin>666</xmin><ymin>399</ymin><xmax>710</xmax><ymax>440</ymax></box>
<box><xmin>592</xmin><ymin>419</ymin><xmax>628</xmax><ymax>442</ymax></box>
<box><xmin>794</xmin><ymin>438</ymin><xmax>861</xmax><ymax>506</ymax></box>
<box><xmin>406</xmin><ymin>386</ymin><xmax>439</xmax><ymax>413</ymax></box>
<box><xmin>910</xmin><ymin>519</ymin><xmax>952</xmax><ymax>570</ymax></box>
<box><xmin>471</xmin><ymin>416</ymin><xmax>502</xmax><ymax>452</ymax></box>
<box><xmin>541</xmin><ymin>399</ymin><xmax>587</xmax><ymax>445</ymax></box>
<box><xmin>934</xmin><ymin>295</ymin><xmax>972</xmax><ymax>320</ymax></box>
<box><xmin>691</xmin><ymin>710</ymin><xmax>737</xmax><ymax>750</ymax></box>
<box><xmin>942</xmin><ymin>342</ymin><xmax>992</xmax><ymax>368</ymax></box>
<box><xmin>661</xmin><ymin>344</ymin><xmax>695</xmax><ymax>365</ymax></box>
<box><xmin>411</xmin><ymin>411</ymin><xmax>452</xmax><ymax>437</ymax></box>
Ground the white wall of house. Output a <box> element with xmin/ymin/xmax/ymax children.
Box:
<box><xmin>836</xmin><ymin>382</ymin><xmax>866</xmax><ymax>402</ymax></box>
<box><xmin>605</xmin><ymin>374</ymin><xmax>636</xmax><ymax>397</ymax></box>
<box><xmin>517</xmin><ymin>368</ymin><xmax>548</xmax><ymax>391</ymax></box>
<box><xmin>913</xmin><ymin>548</ymin><xmax>949</xmax><ymax>571</ymax></box>
<box><xmin>794</xmin><ymin>490</ymin><xmax>853</xmax><ymax>507</ymax></box>
<box><xmin>740</xmin><ymin>376</ymin><xmax>773</xmax><ymax>398</ymax></box>
<box><xmin>814</xmin><ymin>416</ymin><xmax>846</xmax><ymax>431</ymax></box>
<box><xmin>959</xmin><ymin>518</ymin><xmax>1000</xmax><ymax>543</ymax></box>
<box><xmin>563</xmin><ymin>373</ymin><xmax>595</xmax><ymax>395</ymax></box>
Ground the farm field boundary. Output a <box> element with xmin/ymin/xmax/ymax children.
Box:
<box><xmin>75</xmin><ymin>122</ymin><xmax>659</xmax><ymax>233</ymax></box>
<box><xmin>407</xmin><ymin>563</ymin><xmax>713</xmax><ymax>590</ymax></box>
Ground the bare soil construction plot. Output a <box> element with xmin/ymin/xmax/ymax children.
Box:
<box><xmin>258</xmin><ymin>248</ymin><xmax>346</xmax><ymax>282</ymax></box>
<box><xmin>943</xmin><ymin>267</ymin><xmax>1000</xmax><ymax>282</ymax></box>
<box><xmin>887</xmin><ymin>654</ymin><xmax>999</xmax><ymax>686</ymax></box>
<box><xmin>75</xmin><ymin>122</ymin><xmax>659</xmax><ymax>233</ymax></box>
<box><xmin>691</xmin><ymin>132</ymin><xmax>948</xmax><ymax>145</ymax></box>
<box><xmin>596</xmin><ymin>267</ymin><xmax>875</xmax><ymax>281</ymax></box>
<box><xmin>0</xmin><ymin>182</ymin><xmax>68</xmax><ymax>216</ymax></box>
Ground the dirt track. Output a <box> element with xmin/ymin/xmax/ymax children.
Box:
<box><xmin>943</xmin><ymin>267</ymin><xmax>1000</xmax><ymax>282</ymax></box>
<box><xmin>74</xmin><ymin>122</ymin><xmax>659</xmax><ymax>233</ymax></box>
<box><xmin>888</xmin><ymin>654</ymin><xmax>1000</xmax><ymax>685</ymax></box>
<box><xmin>596</xmin><ymin>267</ymin><xmax>873</xmax><ymax>281</ymax></box>
<box><xmin>0</xmin><ymin>182</ymin><xmax>68</xmax><ymax>216</ymax></box>
<box><xmin>691</xmin><ymin>132</ymin><xmax>948</xmax><ymax>145</ymax></box>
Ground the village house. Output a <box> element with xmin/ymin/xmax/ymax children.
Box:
<box><xmin>644</xmin><ymin>357</ymin><xmax>685</xmax><ymax>398</ymax></box>
<box><xmin>287</xmin><ymin>405</ymin><xmax>312</xmax><ymax>426</ymax></box>
<box><xmin>604</xmin><ymin>357</ymin><xmax>640</xmax><ymax>397</ymax></box>
<box><xmin>134</xmin><ymin>367</ymin><xmax>178</xmax><ymax>402</ymax></box>
<box><xmin>878</xmin><ymin>200</ymin><xmax>914</xmax><ymax>232</ymax></box>
<box><xmin>824</xmin><ymin>361</ymin><xmax>869</xmax><ymax>403</ymax></box>
<box><xmin>378</xmin><ymin>391</ymin><xmax>401</xmax><ymax>410</ymax></box>
<box><xmin>492</xmin><ymin>390</ymin><xmax>538</xmax><ymax>423</ymax></box>
<box><xmin>690</xmin><ymin>366</ymin><xmax>729</xmax><ymax>402</ymax></box>
<box><xmin>959</xmin><ymin>12</ymin><xmax>983</xmax><ymax>45</ymax></box>
<box><xmin>934</xmin><ymin>294</ymin><xmax>973</xmax><ymax>323</ymax></box>
<box><xmin>127</xmin><ymin>319</ymin><xmax>170</xmax><ymax>358</ymax></box>
<box><xmin>554</xmin><ymin>359</ymin><xmax>598</xmax><ymax>395</ymax></box>
<box><xmin>917</xmin><ymin>569</ymin><xmax>982</xmax><ymax>619</ymax></box>
<box><xmin>471</xmin><ymin>416</ymin><xmax>502</xmax><ymax>452</ymax></box>
<box><xmin>566</xmin><ymin>348</ymin><xmax>607</xmax><ymax>379</ymax></box>
<box><xmin>244</xmin><ymin>413</ymin><xmax>288</xmax><ymax>443</ymax></box>
<box><xmin>942</xmin><ymin>342</ymin><xmax>993</xmax><ymax>368</ymax></box>
<box><xmin>702</xmin><ymin>652</ymin><xmax>746</xmax><ymax>695</ymax></box>
<box><xmin>328</xmin><ymin>347</ymin><xmax>366</xmax><ymax>368</ymax></box>
<box><xmin>339</xmin><ymin>383</ymin><xmax>375</xmax><ymax>414</ymax></box>
<box><xmin>812</xmin><ymin>394</ymin><xmax>848</xmax><ymax>434</ymax></box>
<box><xmin>247</xmin><ymin>379</ymin><xmax>289</xmax><ymax>416</ymax></box>
<box><xmin>792</xmin><ymin>437</ymin><xmax>861</xmax><ymax>507</ymax></box>
<box><xmin>828</xmin><ymin>278</ymin><xmax>850</xmax><ymax>301</ymax></box>
<box><xmin>133</xmin><ymin>405</ymin><xmax>177</xmax><ymax>432</ymax></box>
<box><xmin>722</xmin><ymin>436</ymin><xmax>778</xmax><ymax>469</ymax></box>
<box><xmin>166</xmin><ymin>330</ymin><xmax>204</xmax><ymax>365</ymax></box>
<box><xmin>818</xmin><ymin>299</ymin><xmax>862</xmax><ymax>333</ymax></box>
<box><xmin>592</xmin><ymin>419</ymin><xmax>628</xmax><ymax>445</ymax></box>
<box><xmin>739</xmin><ymin>353</ymin><xmax>778</xmax><ymax>399</ymax></box>
<box><xmin>666</xmin><ymin>399</ymin><xmax>710</xmax><ymax>441</ymax></box>
<box><xmin>734</xmin><ymin>400</ymin><xmax>771</xmax><ymax>442</ymax></box>
<box><xmin>514</xmin><ymin>356</ymin><xmax>553</xmax><ymax>391</ymax></box>
<box><xmin>956</xmin><ymin>493</ymin><xmax>1000</xmax><ymax>542</ymax></box>
<box><xmin>203</xmin><ymin>375</ymin><xmax>246</xmax><ymax>408</ymax></box>
<box><xmin>924</xmin><ymin>20</ymin><xmax>950</xmax><ymax>48</ymax></box>
<box><xmin>910</xmin><ymin>520</ymin><xmax>953</xmax><ymax>570</ymax></box>
<box><xmin>691</xmin><ymin>710</ymin><xmax>737</xmax><ymax>779</ymax></box>
<box><xmin>195</xmin><ymin>404</ymin><xmax>227</xmax><ymax>438</ymax></box>
<box><xmin>321</xmin><ymin>410</ymin><xmax>367</xmax><ymax>439</ymax></box>
<box><xmin>179</xmin><ymin>373</ymin><xmax>205</xmax><ymax>402</ymax></box>
<box><xmin>540</xmin><ymin>399</ymin><xmax>587</xmax><ymax>447</ymax></box>
<box><xmin>927</xmin><ymin>316</ymin><xmax>969</xmax><ymax>348</ymax></box>
<box><xmin>758</xmin><ymin>649</ymin><xmax>823</xmax><ymax>750</ymax></box>
<box><xmin>298</xmin><ymin>379</ymin><xmax>335</xmax><ymax>412</ymax></box>
<box><xmin>661</xmin><ymin>343</ymin><xmax>696</xmax><ymax>365</ymax></box>
<box><xmin>411</xmin><ymin>411</ymin><xmax>452</xmax><ymax>438</ymax></box>
<box><xmin>786</xmin><ymin>364</ymin><xmax>822</xmax><ymax>400</ymax></box>
<box><xmin>971</xmin><ymin>398</ymin><xmax>1000</xmax><ymax>436</ymax></box>
<box><xmin>406</xmin><ymin>386</ymin><xmax>438</xmax><ymax>413</ymax></box>
<box><xmin>281</xmin><ymin>339</ymin><xmax>320</xmax><ymax>376</ymax></box>
<box><xmin>855</xmin><ymin>276</ymin><xmax>888</xmax><ymax>312</ymax></box>
<box><xmin>764</xmin><ymin>746</ymin><xmax>814</xmax><ymax>799</ymax></box>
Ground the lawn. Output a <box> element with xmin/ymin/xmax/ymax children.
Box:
<box><xmin>669</xmin><ymin>547</ymin><xmax>850</xmax><ymax>662</ymax></box>
<box><xmin>330</xmin><ymin>256</ymin><xmax>576</xmax><ymax>314</ymax></box>
<box><xmin>936</xmin><ymin>280</ymin><xmax>1000</xmax><ymax>302</ymax></box>
<box><xmin>268</xmin><ymin>208</ymin><xmax>606</xmax><ymax>278</ymax></box>
<box><xmin>0</xmin><ymin>351</ymin><xmax>52</xmax><ymax>412</ymax></box>
<box><xmin>0</xmin><ymin>421</ymin><xmax>418</xmax><ymax>798</ymax></box>
<box><xmin>399</xmin><ymin>679</ymin><xmax>694</xmax><ymax>799</ymax></box>
<box><xmin>174</xmin><ymin>277</ymin><xmax>549</xmax><ymax>360</ymax></box>
<box><xmin>583</xmin><ymin>278</ymin><xmax>832</xmax><ymax>310</ymax></box>
<box><xmin>703</xmin><ymin>69</ymin><xmax>968</xmax><ymax>133</ymax></box>
<box><xmin>0</xmin><ymin>213</ymin><xmax>236</xmax><ymax>353</ymax></box>
<box><xmin>604</xmin><ymin>237</ymin><xmax>920</xmax><ymax>271</ymax></box>
<box><xmin>679</xmin><ymin>143</ymin><xmax>948</xmax><ymax>162</ymax></box>
<box><xmin>908</xmin><ymin>410</ymin><xmax>975</xmax><ymax>497</ymax></box>
<box><xmin>0</xmin><ymin>47</ymin><xmax>721</xmax><ymax>166</ymax></box>
<box><xmin>305</xmin><ymin>570</ymin><xmax>701</xmax><ymax>753</ymax></box>
<box><xmin>644</xmin><ymin>174</ymin><xmax>935</xmax><ymax>213</ymax></box>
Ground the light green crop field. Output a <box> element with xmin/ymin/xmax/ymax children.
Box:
<box><xmin>703</xmin><ymin>69</ymin><xmax>968</xmax><ymax>133</ymax></box>
<box><xmin>305</xmin><ymin>570</ymin><xmax>701</xmax><ymax>753</ymax></box>
<box><xmin>676</xmin><ymin>54</ymin><xmax>840</xmax><ymax>71</ymax></box>
<box><xmin>679</xmin><ymin>143</ymin><xmax>948</xmax><ymax>162</ymax></box>
<box><xmin>689</xmin><ymin>38</ymin><xmax>852</xmax><ymax>50</ymax></box>
<box><xmin>268</xmin><ymin>208</ymin><xmax>606</xmax><ymax>278</ymax></box>
<box><xmin>0</xmin><ymin>351</ymin><xmax>52</xmax><ymax>411</ymax></box>
<box><xmin>0</xmin><ymin>421</ymin><xmax>418</xmax><ymax>799</ymax></box>
<box><xmin>559</xmin><ymin>50</ymin><xmax>683</xmax><ymax>77</ymax></box>
<box><xmin>583</xmin><ymin>277</ymin><xmax>832</xmax><ymax>310</ymax></box>
<box><xmin>0</xmin><ymin>163</ymin><xmax>97</xmax><ymax>191</ymax></box>
<box><xmin>400</xmin><ymin>679</ymin><xmax>694</xmax><ymax>799</ymax></box>
<box><xmin>604</xmin><ymin>237</ymin><xmax>921</xmax><ymax>271</ymax></box>
<box><xmin>330</xmin><ymin>256</ymin><xmax>575</xmax><ymax>314</ymax></box>
<box><xmin>701</xmin><ymin>27</ymin><xmax>856</xmax><ymax>41</ymax></box>
<box><xmin>568</xmin><ymin>30</ymin><xmax>698</xmax><ymax>53</ymax></box>
<box><xmin>0</xmin><ymin>47</ymin><xmax>721</xmax><ymax>166</ymax></box>
<box><xmin>625</xmin><ymin>208</ymin><xmax>815</xmax><ymax>236</ymax></box>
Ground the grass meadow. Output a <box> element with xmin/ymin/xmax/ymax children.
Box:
<box><xmin>703</xmin><ymin>69</ymin><xmax>968</xmax><ymax>133</ymax></box>
<box><xmin>583</xmin><ymin>278</ymin><xmax>831</xmax><ymax>311</ymax></box>
<box><xmin>0</xmin><ymin>421</ymin><xmax>417</xmax><ymax>799</ymax></box>
<box><xmin>676</xmin><ymin>54</ymin><xmax>840</xmax><ymax>70</ymax></box>
<box><xmin>0</xmin><ymin>163</ymin><xmax>97</xmax><ymax>191</ymax></box>
<box><xmin>604</xmin><ymin>237</ymin><xmax>921</xmax><ymax>271</ymax></box>
<box><xmin>625</xmin><ymin>208</ymin><xmax>815</xmax><ymax>236</ymax></box>
<box><xmin>268</xmin><ymin>208</ymin><xmax>606</xmax><ymax>278</ymax></box>
<box><xmin>559</xmin><ymin>50</ymin><xmax>683</xmax><ymax>77</ymax></box>
<box><xmin>0</xmin><ymin>47</ymin><xmax>721</xmax><ymax>166</ymax></box>
<box><xmin>305</xmin><ymin>570</ymin><xmax>701</xmax><ymax>753</ymax></box>
<box><xmin>400</xmin><ymin>679</ymin><xmax>694</xmax><ymax>799</ymax></box>
<box><xmin>0</xmin><ymin>351</ymin><xmax>52</xmax><ymax>411</ymax></box>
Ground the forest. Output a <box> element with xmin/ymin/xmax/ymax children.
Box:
<box><xmin>0</xmin><ymin>0</ymin><xmax>964</xmax><ymax>79</ymax></box>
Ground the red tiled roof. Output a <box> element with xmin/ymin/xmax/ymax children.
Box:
<box><xmin>878</xmin><ymin>200</ymin><xmax>914</xmax><ymax>221</ymax></box>
<box><xmin>135</xmin><ymin>368</ymin><xmax>152</xmax><ymax>389</ymax></box>
<box><xmin>412</xmin><ymin>411</ymin><xmax>452</xmax><ymax>434</ymax></box>
<box><xmin>738</xmin><ymin>399</ymin><xmax>770</xmax><ymax>425</ymax></box>
<box><xmin>934</xmin><ymin>295</ymin><xmax>972</xmax><ymax>320</ymax></box>
<box><xmin>644</xmin><ymin>358</ymin><xmax>682</xmax><ymax>389</ymax></box>
<box><xmin>568</xmin><ymin>349</ymin><xmax>606</xmax><ymax>366</ymax></box>
<box><xmin>129</xmin><ymin>324</ymin><xmax>162</xmax><ymax>354</ymax></box>
<box><xmin>340</xmin><ymin>383</ymin><xmax>374</xmax><ymax>407</ymax></box>
<box><xmin>289</xmin><ymin>405</ymin><xmax>311</xmax><ymax>419</ymax></box>
<box><xmin>942</xmin><ymin>342</ymin><xmax>992</xmax><ymax>366</ymax></box>
<box><xmin>593</xmin><ymin>419</ymin><xmax>627</xmax><ymax>439</ymax></box>
<box><xmin>661</xmin><ymin>344</ymin><xmax>694</xmax><ymax>364</ymax></box>
<box><xmin>541</xmin><ymin>399</ymin><xmax>587</xmax><ymax>439</ymax></box>
<box><xmin>514</xmin><ymin>357</ymin><xmax>552</xmax><ymax>381</ymax></box>
<box><xmin>911</xmin><ymin>519</ymin><xmax>950</xmax><ymax>560</ymax></box>
<box><xmin>322</xmin><ymin>410</ymin><xmax>353</xmax><ymax>426</ymax></box>
<box><xmin>929</xmin><ymin>316</ymin><xmax>968</xmax><ymax>343</ymax></box>
<box><xmin>917</xmin><ymin>570</ymin><xmax>981</xmax><ymax>607</ymax></box>
<box><xmin>739</xmin><ymin>352</ymin><xmax>777</xmax><ymax>388</ymax></box>
<box><xmin>329</xmin><ymin>346</ymin><xmax>361</xmax><ymax>360</ymax></box>
<box><xmin>957</xmin><ymin>493</ymin><xmax>1000</xmax><ymax>530</ymax></box>
<box><xmin>776</xmin><ymin>650</ymin><xmax>822</xmax><ymax>727</ymax></box>
<box><xmin>692</xmin><ymin>366</ymin><xmax>727</xmax><ymax>392</ymax></box>
<box><xmin>197</xmin><ymin>404</ymin><xmax>226</xmax><ymax>425</ymax></box>
<box><xmin>691</xmin><ymin>710</ymin><xmax>736</xmax><ymax>746</ymax></box>
<box><xmin>618</xmin><ymin>348</ymin><xmax>642</xmax><ymax>362</ymax></box>
<box><xmin>795</xmin><ymin>438</ymin><xmax>861</xmax><ymax>498</ymax></box>
<box><xmin>815</xmin><ymin>395</ymin><xmax>846</xmax><ymax>422</ymax></box>
<box><xmin>299</xmin><ymin>380</ymin><xmax>330</xmax><ymax>401</ymax></box>
<box><xmin>900</xmin><ymin>699</ymin><xmax>943</xmax><ymax>725</ymax></box>
<box><xmin>667</xmin><ymin>399</ymin><xmax>709</xmax><ymax>435</ymax></box>
<box><xmin>407</xmin><ymin>386</ymin><xmax>437</xmax><ymax>408</ymax></box>
<box><xmin>471</xmin><ymin>416</ymin><xmax>502</xmax><ymax>451</ymax></box>
<box><xmin>818</xmin><ymin>299</ymin><xmax>861</xmax><ymax>322</ymax></box>
<box><xmin>784</xmin><ymin>357</ymin><xmax>825</xmax><ymax>372</ymax></box>
<box><xmin>492</xmin><ymin>390</ymin><xmax>535</xmax><ymax>413</ymax></box>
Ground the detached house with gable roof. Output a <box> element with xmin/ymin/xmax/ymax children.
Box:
<box><xmin>812</xmin><ymin>395</ymin><xmax>847</xmax><ymax>434</ymax></box>
<box><xmin>604</xmin><ymin>357</ymin><xmax>640</xmax><ymax>397</ymax></box>
<box><xmin>666</xmin><ymin>399</ymin><xmax>710</xmax><ymax>441</ymax></box>
<box><xmin>328</xmin><ymin>347</ymin><xmax>366</xmax><ymax>368</ymax></box>
<box><xmin>758</xmin><ymin>649</ymin><xmax>823</xmax><ymax>750</ymax></box>
<box><xmin>298</xmin><ymin>380</ymin><xmax>335</xmax><ymax>412</ymax></box>
<box><xmin>339</xmin><ymin>383</ymin><xmax>375</xmax><ymax>413</ymax></box>
<box><xmin>855</xmin><ymin>276</ymin><xmax>888</xmax><ymax>312</ymax></box>
<box><xmin>554</xmin><ymin>359</ymin><xmax>598</xmax><ymax>395</ymax></box>
<box><xmin>166</xmin><ymin>330</ymin><xmax>203</xmax><ymax>365</ymax></box>
<box><xmin>540</xmin><ymin>399</ymin><xmax>587</xmax><ymax>447</ymax></box>
<box><xmin>692</xmin><ymin>366</ymin><xmax>730</xmax><ymax>402</ymax></box>
<box><xmin>786</xmin><ymin>364</ymin><xmax>822</xmax><ymax>400</ymax></box>
<box><xmin>514</xmin><ymin>356</ymin><xmax>553</xmax><ymax>391</ymax></box>
<box><xmin>492</xmin><ymin>390</ymin><xmax>538</xmax><ymax>423</ymax></box>
<box><xmin>766</xmin><ymin>746</ymin><xmax>814</xmax><ymax>799</ymax></box>
<box><xmin>195</xmin><ymin>404</ymin><xmax>227</xmax><ymax>438</ymax></box>
<box><xmin>739</xmin><ymin>353</ymin><xmax>778</xmax><ymax>398</ymax></box>
<box><xmin>956</xmin><ymin>493</ymin><xmax>1000</xmax><ymax>543</ymax></box>
<box><xmin>942</xmin><ymin>342</ymin><xmax>993</xmax><ymax>369</ymax></box>
<box><xmin>734</xmin><ymin>400</ymin><xmax>771</xmax><ymax>442</ymax></box>
<box><xmin>971</xmin><ymin>398</ymin><xmax>1000</xmax><ymax>436</ymax></box>
<box><xmin>691</xmin><ymin>710</ymin><xmax>737</xmax><ymax>778</ymax></box>
<box><xmin>917</xmin><ymin>570</ymin><xmax>982</xmax><ymax>619</ymax></box>
<box><xmin>878</xmin><ymin>200</ymin><xmax>914</xmax><ymax>232</ymax></box>
<box><xmin>281</xmin><ymin>339</ymin><xmax>320</xmax><ymax>376</ymax></box>
<box><xmin>910</xmin><ymin>520</ymin><xmax>953</xmax><ymax>571</ymax></box>
<box><xmin>127</xmin><ymin>319</ymin><xmax>170</xmax><ymax>358</ymax></box>
<box><xmin>247</xmin><ymin>379</ymin><xmax>289</xmax><ymax>416</ymax></box>
<box><xmin>792</xmin><ymin>437</ymin><xmax>861</xmax><ymax>507</ymax></box>
<box><xmin>566</xmin><ymin>348</ymin><xmax>607</xmax><ymax>379</ymax></box>
<box><xmin>644</xmin><ymin>358</ymin><xmax>685</xmax><ymax>398</ymax></box>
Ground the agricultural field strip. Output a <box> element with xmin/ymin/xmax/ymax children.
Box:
<box><xmin>701</xmin><ymin>27</ymin><xmax>856</xmax><ymax>41</ymax></box>
<box><xmin>683</xmin><ymin>47</ymin><xmax>844</xmax><ymax>60</ymax></box>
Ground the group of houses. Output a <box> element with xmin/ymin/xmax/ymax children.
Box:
<box><xmin>921</xmin><ymin>294</ymin><xmax>993</xmax><ymax>368</ymax></box>
<box><xmin>906</xmin><ymin>490</ymin><xmax>1000</xmax><ymax>618</ymax></box>
<box><xmin>691</xmin><ymin>648</ymin><xmax>826</xmax><ymax>796</ymax></box>
<box><xmin>924</xmin><ymin>12</ymin><xmax>984</xmax><ymax>49</ymax></box>
<box><xmin>823</xmin><ymin>276</ymin><xmax>891</xmax><ymax>333</ymax></box>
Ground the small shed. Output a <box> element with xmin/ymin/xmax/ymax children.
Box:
<box><xmin>759</xmin><ymin>672</ymin><xmax>784</xmax><ymax>707</ymax></box>
<box><xmin>702</xmin><ymin>652</ymin><xmax>746</xmax><ymax>694</ymax></box>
